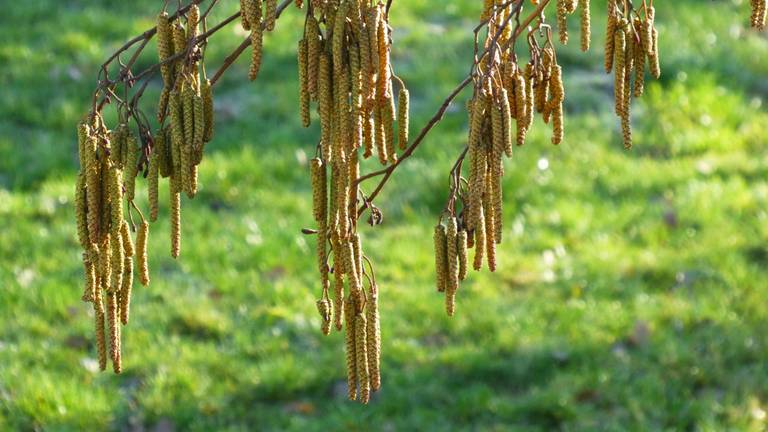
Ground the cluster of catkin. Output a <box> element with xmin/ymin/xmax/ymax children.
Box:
<box><xmin>605</xmin><ymin>2</ymin><xmax>660</xmax><ymax>149</ymax></box>
<box><xmin>554</xmin><ymin>0</ymin><xmax>591</xmax><ymax>52</ymax></box>
<box><xmin>156</xmin><ymin>5</ymin><xmax>215</xmax><ymax>258</ymax></box>
<box><xmin>76</xmin><ymin>113</ymin><xmax>150</xmax><ymax>373</ymax></box>
<box><xmin>302</xmin><ymin>0</ymin><xmax>408</xmax><ymax>404</ymax></box>
<box><xmin>434</xmin><ymin>1</ymin><xmax>568</xmax><ymax>315</ymax></box>
<box><xmin>240</xmin><ymin>0</ymin><xmax>280</xmax><ymax>80</ymax></box>
<box><xmin>753</xmin><ymin>0</ymin><xmax>768</xmax><ymax>29</ymax></box>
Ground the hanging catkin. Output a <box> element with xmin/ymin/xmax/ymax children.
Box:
<box><xmin>355</xmin><ymin>312</ymin><xmax>370</xmax><ymax>404</ymax></box>
<box><xmin>457</xmin><ymin>230</ymin><xmax>468</xmax><ymax>281</ymax></box>
<box><xmin>120</xmin><ymin>255</ymin><xmax>133</xmax><ymax>325</ymax></box>
<box><xmin>366</xmin><ymin>290</ymin><xmax>381</xmax><ymax>392</ymax></box>
<box><xmin>137</xmin><ymin>220</ymin><xmax>150</xmax><ymax>286</ymax></box>
<box><xmin>579</xmin><ymin>0</ymin><xmax>590</xmax><ymax>52</ymax></box>
<box><xmin>107</xmin><ymin>292</ymin><xmax>121</xmax><ymax>373</ymax></box>
<box><xmin>433</xmin><ymin>224</ymin><xmax>448</xmax><ymax>292</ymax></box>
<box><xmin>344</xmin><ymin>296</ymin><xmax>357</xmax><ymax>401</ymax></box>
<box><xmin>445</xmin><ymin>217</ymin><xmax>459</xmax><ymax>316</ymax></box>
<box><xmin>298</xmin><ymin>38</ymin><xmax>311</xmax><ymax>128</ymax></box>
<box><xmin>397</xmin><ymin>88</ymin><xmax>409</xmax><ymax>150</ymax></box>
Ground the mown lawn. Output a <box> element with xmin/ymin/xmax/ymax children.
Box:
<box><xmin>1</xmin><ymin>0</ymin><xmax>768</xmax><ymax>430</ymax></box>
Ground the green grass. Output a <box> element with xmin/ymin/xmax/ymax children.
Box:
<box><xmin>1</xmin><ymin>0</ymin><xmax>768</xmax><ymax>430</ymax></box>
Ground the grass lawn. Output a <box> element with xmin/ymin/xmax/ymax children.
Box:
<box><xmin>1</xmin><ymin>0</ymin><xmax>768</xmax><ymax>430</ymax></box>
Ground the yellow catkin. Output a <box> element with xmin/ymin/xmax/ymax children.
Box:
<box><xmin>356</xmin><ymin>312</ymin><xmax>370</xmax><ymax>404</ymax></box>
<box><xmin>374</xmin><ymin>105</ymin><xmax>388</xmax><ymax>165</ymax></box>
<box><xmin>333</xmin><ymin>267</ymin><xmax>345</xmax><ymax>331</ymax></box>
<box><xmin>498</xmin><ymin>89</ymin><xmax>513</xmax><ymax>157</ymax></box>
<box><xmin>171</xmin><ymin>23</ymin><xmax>187</xmax><ymax>82</ymax></box>
<box><xmin>513</xmin><ymin>72</ymin><xmax>528</xmax><ymax>147</ymax></box>
<box><xmin>579</xmin><ymin>0</ymin><xmax>591</xmax><ymax>52</ymax></box>
<box><xmin>483</xmin><ymin>194</ymin><xmax>497</xmax><ymax>272</ymax></box>
<box><xmin>169</xmin><ymin>91</ymin><xmax>184</xmax><ymax>179</ymax></box>
<box><xmin>383</xmin><ymin>93</ymin><xmax>397</xmax><ymax>164</ymax></box>
<box><xmin>366</xmin><ymin>5</ymin><xmax>381</xmax><ymax>81</ymax></box>
<box><xmin>109</xmin><ymin>229</ymin><xmax>124</xmax><ymax>293</ymax></box>
<box><xmin>332</xmin><ymin>0</ymin><xmax>348</xmax><ymax>78</ymax></box>
<box><xmin>318</xmin><ymin>53</ymin><xmax>333</xmax><ymax>160</ymax></box>
<box><xmin>344</xmin><ymin>296</ymin><xmax>357</xmax><ymax>401</ymax></box>
<box><xmin>119</xmin><ymin>220</ymin><xmax>134</xmax><ymax>258</ymax></box>
<box><xmin>82</xmin><ymin>251</ymin><xmax>96</xmax><ymax>302</ymax></box>
<box><xmin>99</xmin><ymin>234</ymin><xmax>112</xmax><ymax>291</ymax></box>
<box><xmin>550</xmin><ymin>65</ymin><xmax>565</xmax><ymax>145</ymax></box>
<box><xmin>468</xmin><ymin>135</ymin><xmax>488</xmax><ymax>231</ymax></box>
<box><xmin>249</xmin><ymin>25</ymin><xmax>264</xmax><ymax>81</ymax></box>
<box><xmin>433</xmin><ymin>224</ymin><xmax>448</xmax><ymax>292</ymax></box>
<box><xmin>457</xmin><ymin>230</ymin><xmax>468</xmax><ymax>281</ymax></box>
<box><xmin>107</xmin><ymin>292</ymin><xmax>121</xmax><ymax>373</ymax></box>
<box><xmin>613</xmin><ymin>23</ymin><xmax>626</xmax><ymax>117</ymax></box>
<box><xmin>491</xmin><ymin>156</ymin><xmax>503</xmax><ymax>243</ymax></box>
<box><xmin>76</xmin><ymin>174</ymin><xmax>90</xmax><ymax>248</ymax></box>
<box><xmin>306</xmin><ymin>16</ymin><xmax>321</xmax><ymax>98</ymax></box>
<box><xmin>316</xmin><ymin>298</ymin><xmax>332</xmax><ymax>335</ymax></box>
<box><xmin>148</xmin><ymin>149</ymin><xmax>159</xmax><ymax>222</ymax></box>
<box><xmin>137</xmin><ymin>220</ymin><xmax>150</xmax><ymax>286</ymax></box>
<box><xmin>181</xmin><ymin>84</ymin><xmax>195</xmax><ymax>197</ymax></box>
<box><xmin>240</xmin><ymin>0</ymin><xmax>251</xmax><ymax>30</ymax></box>
<box><xmin>350</xmin><ymin>43</ymin><xmax>364</xmax><ymax>152</ymax></box>
<box><xmin>634</xmin><ymin>18</ymin><xmax>647</xmax><ymax>98</ymax></box>
<box><xmin>124</xmin><ymin>134</ymin><xmax>139</xmax><ymax>202</ymax></box>
<box><xmin>376</xmin><ymin>5</ymin><xmax>391</xmax><ymax>102</ymax></box>
<box><xmin>445</xmin><ymin>217</ymin><xmax>459</xmax><ymax>316</ymax></box>
<box><xmin>94</xmin><ymin>294</ymin><xmax>107</xmax><ymax>371</ymax></box>
<box><xmin>317</xmin><ymin>221</ymin><xmax>329</xmax><ymax>289</ymax></box>
<box><xmin>120</xmin><ymin>255</ymin><xmax>133</xmax><ymax>325</ymax></box>
<box><xmin>108</xmin><ymin>165</ymin><xmax>123</xmax><ymax>235</ymax></box>
<box><xmin>201</xmin><ymin>79</ymin><xmax>214</xmax><ymax>143</ymax></box>
<box><xmin>604</xmin><ymin>1</ymin><xmax>617</xmax><ymax>73</ymax></box>
<box><xmin>100</xmin><ymin>159</ymin><xmax>112</xmax><ymax>242</ymax></box>
<box><xmin>109</xmin><ymin>125</ymin><xmax>125</xmax><ymax>168</ymax></box>
<box><xmin>557</xmin><ymin>0</ymin><xmax>569</xmax><ymax>44</ymax></box>
<box><xmin>187</xmin><ymin>5</ymin><xmax>200</xmax><ymax>40</ymax></box>
<box><xmin>311</xmin><ymin>158</ymin><xmax>327</xmax><ymax>223</ymax></box>
<box><xmin>170</xmin><ymin>190</ymin><xmax>181</xmax><ymax>258</ymax></box>
<box><xmin>366</xmin><ymin>291</ymin><xmax>381</xmax><ymax>392</ymax></box>
<box><xmin>649</xmin><ymin>26</ymin><xmax>661</xmax><ymax>79</ymax></box>
<box><xmin>265</xmin><ymin>0</ymin><xmax>277</xmax><ymax>31</ymax></box>
<box><xmin>192</xmin><ymin>91</ymin><xmax>205</xmax><ymax>165</ymax></box>
<box><xmin>473</xmin><ymin>203</ymin><xmax>486</xmax><ymax>271</ymax></box>
<box><xmin>397</xmin><ymin>88</ymin><xmax>409</xmax><ymax>150</ymax></box>
<box><xmin>298</xmin><ymin>38</ymin><xmax>311</xmax><ymax>128</ymax></box>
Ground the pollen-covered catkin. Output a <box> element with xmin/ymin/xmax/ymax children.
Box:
<box><xmin>473</xmin><ymin>203</ymin><xmax>486</xmax><ymax>271</ymax></box>
<box><xmin>397</xmin><ymin>88</ymin><xmax>409</xmax><ymax>150</ymax></box>
<box><xmin>82</xmin><ymin>252</ymin><xmax>96</xmax><ymax>302</ymax></box>
<box><xmin>344</xmin><ymin>296</ymin><xmax>357</xmax><ymax>401</ymax></box>
<box><xmin>265</xmin><ymin>0</ymin><xmax>277</xmax><ymax>31</ymax></box>
<box><xmin>201</xmin><ymin>79</ymin><xmax>214</xmax><ymax>143</ymax></box>
<box><xmin>366</xmin><ymin>291</ymin><xmax>381</xmax><ymax>392</ymax></box>
<box><xmin>604</xmin><ymin>1</ymin><xmax>617</xmax><ymax>73</ymax></box>
<box><xmin>156</xmin><ymin>12</ymin><xmax>174</xmax><ymax>120</ymax></box>
<box><xmin>445</xmin><ymin>217</ymin><xmax>459</xmax><ymax>317</ymax></box>
<box><xmin>249</xmin><ymin>25</ymin><xmax>264</xmax><ymax>81</ymax></box>
<box><xmin>579</xmin><ymin>0</ymin><xmax>591</xmax><ymax>52</ymax></box>
<box><xmin>298</xmin><ymin>38</ymin><xmax>311</xmax><ymax>128</ymax></box>
<box><xmin>120</xmin><ymin>255</ymin><xmax>133</xmax><ymax>325</ymax></box>
<box><xmin>75</xmin><ymin>174</ymin><xmax>90</xmax><ymax>248</ymax></box>
<box><xmin>107</xmin><ymin>292</ymin><xmax>121</xmax><ymax>373</ymax></box>
<box><xmin>355</xmin><ymin>312</ymin><xmax>370</xmax><ymax>404</ymax></box>
<box><xmin>170</xmin><ymin>189</ymin><xmax>181</xmax><ymax>258</ymax></box>
<box><xmin>376</xmin><ymin>6</ymin><xmax>392</xmax><ymax>101</ymax></box>
<box><xmin>306</xmin><ymin>16</ymin><xmax>321</xmax><ymax>98</ymax></box>
<box><xmin>310</xmin><ymin>158</ymin><xmax>326</xmax><ymax>222</ymax></box>
<box><xmin>137</xmin><ymin>220</ymin><xmax>150</xmax><ymax>286</ymax></box>
<box><xmin>434</xmin><ymin>224</ymin><xmax>448</xmax><ymax>292</ymax></box>
<box><xmin>94</xmin><ymin>296</ymin><xmax>107</xmax><ymax>371</ymax></box>
<box><xmin>483</xmin><ymin>194</ymin><xmax>497</xmax><ymax>272</ymax></box>
<box><xmin>613</xmin><ymin>22</ymin><xmax>626</xmax><ymax>117</ymax></box>
<box><xmin>316</xmin><ymin>298</ymin><xmax>332</xmax><ymax>335</ymax></box>
<box><xmin>109</xmin><ymin>230</ymin><xmax>124</xmax><ymax>293</ymax></box>
<box><xmin>457</xmin><ymin>230</ymin><xmax>468</xmax><ymax>281</ymax></box>
<box><xmin>556</xmin><ymin>0</ymin><xmax>569</xmax><ymax>44</ymax></box>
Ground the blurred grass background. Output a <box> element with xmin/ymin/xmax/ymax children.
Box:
<box><xmin>1</xmin><ymin>0</ymin><xmax>768</xmax><ymax>430</ymax></box>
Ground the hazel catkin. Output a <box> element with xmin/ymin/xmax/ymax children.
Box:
<box><xmin>344</xmin><ymin>296</ymin><xmax>357</xmax><ymax>401</ymax></box>
<box><xmin>137</xmin><ymin>220</ymin><xmax>150</xmax><ymax>286</ymax></box>
<box><xmin>366</xmin><ymin>291</ymin><xmax>381</xmax><ymax>392</ymax></box>
<box><xmin>355</xmin><ymin>312</ymin><xmax>370</xmax><ymax>404</ymax></box>
<box><xmin>433</xmin><ymin>224</ymin><xmax>448</xmax><ymax>292</ymax></box>
<box><xmin>397</xmin><ymin>88</ymin><xmax>409</xmax><ymax>150</ymax></box>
